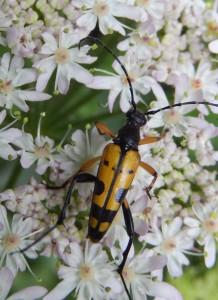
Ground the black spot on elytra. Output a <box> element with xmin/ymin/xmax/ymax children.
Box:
<box><xmin>103</xmin><ymin>160</ymin><xmax>109</xmax><ymax>166</ymax></box>
<box><xmin>94</xmin><ymin>179</ymin><xmax>105</xmax><ymax>195</ymax></box>
<box><xmin>128</xmin><ymin>169</ymin><xmax>134</xmax><ymax>174</ymax></box>
<box><xmin>115</xmin><ymin>188</ymin><xmax>128</xmax><ymax>202</ymax></box>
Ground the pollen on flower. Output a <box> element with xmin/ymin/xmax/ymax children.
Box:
<box><xmin>79</xmin><ymin>263</ymin><xmax>95</xmax><ymax>281</ymax></box>
<box><xmin>0</xmin><ymin>80</ymin><xmax>13</xmax><ymax>95</ymax></box>
<box><xmin>93</xmin><ymin>2</ymin><xmax>109</xmax><ymax>16</ymax></box>
<box><xmin>138</xmin><ymin>0</ymin><xmax>152</xmax><ymax>7</ymax></box>
<box><xmin>34</xmin><ymin>146</ymin><xmax>50</xmax><ymax>158</ymax></box>
<box><xmin>203</xmin><ymin>217</ymin><xmax>218</xmax><ymax>234</ymax></box>
<box><xmin>3</xmin><ymin>233</ymin><xmax>21</xmax><ymax>251</ymax></box>
<box><xmin>162</xmin><ymin>238</ymin><xmax>177</xmax><ymax>253</ymax></box>
<box><xmin>54</xmin><ymin>48</ymin><xmax>70</xmax><ymax>65</ymax></box>
<box><xmin>163</xmin><ymin>109</ymin><xmax>181</xmax><ymax>125</ymax></box>
<box><xmin>192</xmin><ymin>79</ymin><xmax>202</xmax><ymax>90</ymax></box>
<box><xmin>122</xmin><ymin>265</ymin><xmax>136</xmax><ymax>282</ymax></box>
<box><xmin>121</xmin><ymin>73</ymin><xmax>135</xmax><ymax>87</ymax></box>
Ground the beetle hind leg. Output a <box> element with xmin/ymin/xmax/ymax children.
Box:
<box><xmin>117</xmin><ymin>199</ymin><xmax>134</xmax><ymax>300</ymax></box>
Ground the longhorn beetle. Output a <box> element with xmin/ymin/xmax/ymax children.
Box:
<box><xmin>17</xmin><ymin>37</ymin><xmax>218</xmax><ymax>300</ymax></box>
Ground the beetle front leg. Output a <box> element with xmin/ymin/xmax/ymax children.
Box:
<box><xmin>139</xmin><ymin>129</ymin><xmax>168</xmax><ymax>145</ymax></box>
<box><xmin>95</xmin><ymin>121</ymin><xmax>116</xmax><ymax>139</ymax></box>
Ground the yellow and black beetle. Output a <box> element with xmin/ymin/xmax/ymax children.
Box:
<box><xmin>18</xmin><ymin>37</ymin><xmax>218</xmax><ymax>300</ymax></box>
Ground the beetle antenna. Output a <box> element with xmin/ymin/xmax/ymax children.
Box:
<box><xmin>79</xmin><ymin>36</ymin><xmax>136</xmax><ymax>111</ymax></box>
<box><xmin>145</xmin><ymin>101</ymin><xmax>218</xmax><ymax>116</ymax></box>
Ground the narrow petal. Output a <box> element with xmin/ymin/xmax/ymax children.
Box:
<box><xmin>20</xmin><ymin>151</ymin><xmax>37</xmax><ymax>168</ymax></box>
<box><xmin>67</xmin><ymin>62</ymin><xmax>93</xmax><ymax>84</ymax></box>
<box><xmin>0</xmin><ymin>267</ymin><xmax>13</xmax><ymax>299</ymax></box>
<box><xmin>40</xmin><ymin>32</ymin><xmax>58</xmax><ymax>54</ymax></box>
<box><xmin>204</xmin><ymin>236</ymin><xmax>216</xmax><ymax>268</ymax></box>
<box><xmin>0</xmin><ymin>109</ymin><xmax>6</xmax><ymax>124</ymax></box>
<box><xmin>0</xmin><ymin>142</ymin><xmax>17</xmax><ymax>160</ymax></box>
<box><xmin>43</xmin><ymin>280</ymin><xmax>76</xmax><ymax>300</ymax></box>
<box><xmin>13</xmin><ymin>68</ymin><xmax>37</xmax><ymax>87</ymax></box>
<box><xmin>8</xmin><ymin>286</ymin><xmax>48</xmax><ymax>300</ymax></box>
<box><xmin>18</xmin><ymin>90</ymin><xmax>52</xmax><ymax>102</ymax></box>
<box><xmin>144</xmin><ymin>279</ymin><xmax>183</xmax><ymax>300</ymax></box>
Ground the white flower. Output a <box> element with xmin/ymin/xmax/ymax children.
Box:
<box><xmin>170</xmin><ymin>58</ymin><xmax>218</xmax><ymax>113</ymax></box>
<box><xmin>0</xmin><ymin>110</ymin><xmax>22</xmax><ymax>160</ymax></box>
<box><xmin>12</xmin><ymin>113</ymin><xmax>57</xmax><ymax>175</ymax></box>
<box><xmin>13</xmin><ymin>131</ymin><xmax>56</xmax><ymax>175</ymax></box>
<box><xmin>6</xmin><ymin>26</ymin><xmax>36</xmax><ymax>58</ymax></box>
<box><xmin>75</xmin><ymin>0</ymin><xmax>141</xmax><ymax>35</ymax></box>
<box><xmin>140</xmin><ymin>217</ymin><xmax>194</xmax><ymax>277</ymax></box>
<box><xmin>34</xmin><ymin>27</ymin><xmax>96</xmax><ymax>94</ymax></box>
<box><xmin>43</xmin><ymin>241</ymin><xmax>121</xmax><ymax>300</ymax></box>
<box><xmin>0</xmin><ymin>53</ymin><xmax>51</xmax><ymax>112</ymax></box>
<box><xmin>0</xmin><ymin>267</ymin><xmax>47</xmax><ymax>300</ymax></box>
<box><xmin>88</xmin><ymin>54</ymin><xmax>163</xmax><ymax>112</ymax></box>
<box><xmin>61</xmin><ymin>126</ymin><xmax>107</xmax><ymax>197</ymax></box>
<box><xmin>117</xmin><ymin>20</ymin><xmax>162</xmax><ymax>61</ymax></box>
<box><xmin>147</xmin><ymin>95</ymin><xmax>207</xmax><ymax>137</ymax></box>
<box><xmin>0</xmin><ymin>205</ymin><xmax>39</xmax><ymax>276</ymax></box>
<box><xmin>184</xmin><ymin>202</ymin><xmax>218</xmax><ymax>268</ymax></box>
<box><xmin>116</xmin><ymin>249</ymin><xmax>182</xmax><ymax>300</ymax></box>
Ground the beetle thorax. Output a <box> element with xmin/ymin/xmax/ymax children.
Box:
<box><xmin>113</xmin><ymin>109</ymin><xmax>146</xmax><ymax>152</ymax></box>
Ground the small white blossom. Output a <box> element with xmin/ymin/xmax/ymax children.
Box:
<box><xmin>116</xmin><ymin>250</ymin><xmax>182</xmax><ymax>300</ymax></box>
<box><xmin>61</xmin><ymin>126</ymin><xmax>107</xmax><ymax>198</ymax></box>
<box><xmin>43</xmin><ymin>241</ymin><xmax>121</xmax><ymax>300</ymax></box>
<box><xmin>0</xmin><ymin>110</ymin><xmax>22</xmax><ymax>160</ymax></box>
<box><xmin>147</xmin><ymin>96</ymin><xmax>208</xmax><ymax>137</ymax></box>
<box><xmin>140</xmin><ymin>217</ymin><xmax>194</xmax><ymax>277</ymax></box>
<box><xmin>88</xmin><ymin>54</ymin><xmax>163</xmax><ymax>112</ymax></box>
<box><xmin>184</xmin><ymin>202</ymin><xmax>218</xmax><ymax>268</ymax></box>
<box><xmin>0</xmin><ymin>53</ymin><xmax>51</xmax><ymax>112</ymax></box>
<box><xmin>34</xmin><ymin>27</ymin><xmax>96</xmax><ymax>94</ymax></box>
<box><xmin>75</xmin><ymin>0</ymin><xmax>141</xmax><ymax>35</ymax></box>
<box><xmin>0</xmin><ymin>205</ymin><xmax>39</xmax><ymax>276</ymax></box>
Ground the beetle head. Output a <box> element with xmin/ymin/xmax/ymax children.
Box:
<box><xmin>126</xmin><ymin>108</ymin><xmax>147</xmax><ymax>127</ymax></box>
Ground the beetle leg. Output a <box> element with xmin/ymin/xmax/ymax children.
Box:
<box><xmin>139</xmin><ymin>129</ymin><xmax>168</xmax><ymax>145</ymax></box>
<box><xmin>117</xmin><ymin>199</ymin><xmax>134</xmax><ymax>300</ymax></box>
<box><xmin>139</xmin><ymin>161</ymin><xmax>157</xmax><ymax>198</ymax></box>
<box><xmin>95</xmin><ymin>121</ymin><xmax>116</xmax><ymax>139</ymax></box>
<box><xmin>18</xmin><ymin>173</ymin><xmax>97</xmax><ymax>254</ymax></box>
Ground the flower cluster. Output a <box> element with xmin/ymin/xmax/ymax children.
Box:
<box><xmin>0</xmin><ymin>1</ymin><xmax>218</xmax><ymax>300</ymax></box>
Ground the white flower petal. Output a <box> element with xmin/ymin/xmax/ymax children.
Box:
<box><xmin>12</xmin><ymin>68</ymin><xmax>37</xmax><ymax>87</ymax></box>
<box><xmin>40</xmin><ymin>32</ymin><xmax>58</xmax><ymax>54</ymax></box>
<box><xmin>204</xmin><ymin>236</ymin><xmax>216</xmax><ymax>268</ymax></box>
<box><xmin>0</xmin><ymin>109</ymin><xmax>6</xmax><ymax>124</ymax></box>
<box><xmin>0</xmin><ymin>267</ymin><xmax>13</xmax><ymax>298</ymax></box>
<box><xmin>8</xmin><ymin>286</ymin><xmax>48</xmax><ymax>300</ymax></box>
<box><xmin>20</xmin><ymin>151</ymin><xmax>37</xmax><ymax>168</ymax></box>
<box><xmin>18</xmin><ymin>90</ymin><xmax>52</xmax><ymax>102</ymax></box>
<box><xmin>0</xmin><ymin>142</ymin><xmax>17</xmax><ymax>160</ymax></box>
<box><xmin>145</xmin><ymin>279</ymin><xmax>183</xmax><ymax>300</ymax></box>
<box><xmin>43</xmin><ymin>279</ymin><xmax>76</xmax><ymax>300</ymax></box>
<box><xmin>67</xmin><ymin>62</ymin><xmax>93</xmax><ymax>84</ymax></box>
